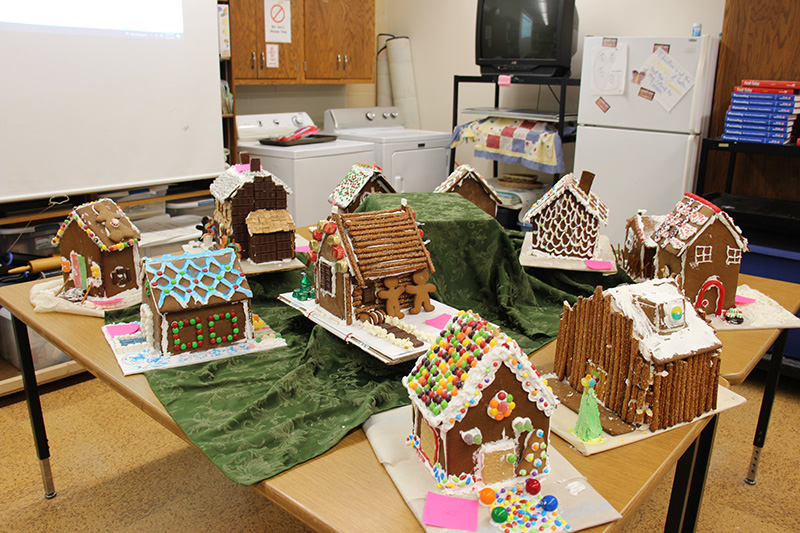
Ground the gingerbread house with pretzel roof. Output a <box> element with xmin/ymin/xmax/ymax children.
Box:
<box><xmin>650</xmin><ymin>193</ymin><xmax>748</xmax><ymax>317</ymax></box>
<box><xmin>522</xmin><ymin>171</ymin><xmax>608</xmax><ymax>259</ymax></box>
<box><xmin>308</xmin><ymin>199</ymin><xmax>434</xmax><ymax>325</ymax></box>
<box><xmin>51</xmin><ymin>198</ymin><xmax>141</xmax><ymax>298</ymax></box>
<box><xmin>328</xmin><ymin>163</ymin><xmax>396</xmax><ymax>213</ymax></box>
<box><xmin>139</xmin><ymin>248</ymin><xmax>254</xmax><ymax>356</ymax></box>
<box><xmin>434</xmin><ymin>164</ymin><xmax>502</xmax><ymax>217</ymax></box>
<box><xmin>403</xmin><ymin>310</ymin><xmax>557</xmax><ymax>490</ymax></box>
<box><xmin>210</xmin><ymin>158</ymin><xmax>296</xmax><ymax>264</ymax></box>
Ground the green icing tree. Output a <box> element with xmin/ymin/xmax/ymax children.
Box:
<box><xmin>574</xmin><ymin>373</ymin><xmax>602</xmax><ymax>441</ymax></box>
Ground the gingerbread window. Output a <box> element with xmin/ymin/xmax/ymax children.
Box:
<box><xmin>695</xmin><ymin>245</ymin><xmax>712</xmax><ymax>264</ymax></box>
<box><xmin>726</xmin><ymin>246</ymin><xmax>742</xmax><ymax>265</ymax></box>
<box><xmin>319</xmin><ymin>262</ymin><xmax>333</xmax><ymax>295</ymax></box>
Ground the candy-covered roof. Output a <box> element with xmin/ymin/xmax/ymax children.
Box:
<box><xmin>522</xmin><ymin>173</ymin><xmax>608</xmax><ymax>225</ymax></box>
<box><xmin>650</xmin><ymin>193</ymin><xmax>748</xmax><ymax>256</ymax></box>
<box><xmin>606</xmin><ymin>278</ymin><xmax>722</xmax><ymax>364</ymax></box>
<box><xmin>328</xmin><ymin>163</ymin><xmax>394</xmax><ymax>208</ymax></box>
<box><xmin>210</xmin><ymin>165</ymin><xmax>292</xmax><ymax>203</ymax></box>
<box><xmin>434</xmin><ymin>164</ymin><xmax>502</xmax><ymax>205</ymax></box>
<box><xmin>402</xmin><ymin>311</ymin><xmax>557</xmax><ymax>433</ymax></box>
<box><xmin>51</xmin><ymin>198</ymin><xmax>140</xmax><ymax>252</ymax></box>
<box><xmin>142</xmin><ymin>248</ymin><xmax>252</xmax><ymax>314</ymax></box>
<box><xmin>333</xmin><ymin>200</ymin><xmax>434</xmax><ymax>286</ymax></box>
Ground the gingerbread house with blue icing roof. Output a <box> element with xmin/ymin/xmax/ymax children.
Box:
<box><xmin>52</xmin><ymin>198</ymin><xmax>141</xmax><ymax>299</ymax></box>
<box><xmin>403</xmin><ymin>311</ymin><xmax>558</xmax><ymax>491</ymax></box>
<box><xmin>139</xmin><ymin>248</ymin><xmax>253</xmax><ymax>356</ymax></box>
<box><xmin>522</xmin><ymin>171</ymin><xmax>607</xmax><ymax>259</ymax></box>
<box><xmin>328</xmin><ymin>163</ymin><xmax>396</xmax><ymax>213</ymax></box>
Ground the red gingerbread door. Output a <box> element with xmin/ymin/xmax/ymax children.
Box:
<box><xmin>696</xmin><ymin>277</ymin><xmax>725</xmax><ymax>316</ymax></box>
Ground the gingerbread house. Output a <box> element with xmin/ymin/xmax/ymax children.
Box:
<box><xmin>308</xmin><ymin>200</ymin><xmax>434</xmax><ymax>325</ymax></box>
<box><xmin>619</xmin><ymin>211</ymin><xmax>665</xmax><ymax>281</ymax></box>
<box><xmin>139</xmin><ymin>248</ymin><xmax>253</xmax><ymax>356</ymax></box>
<box><xmin>522</xmin><ymin>171</ymin><xmax>608</xmax><ymax>259</ymax></box>
<box><xmin>210</xmin><ymin>159</ymin><xmax>296</xmax><ymax>264</ymax></box>
<box><xmin>649</xmin><ymin>193</ymin><xmax>749</xmax><ymax>317</ymax></box>
<box><xmin>554</xmin><ymin>279</ymin><xmax>722</xmax><ymax>432</ymax></box>
<box><xmin>403</xmin><ymin>311</ymin><xmax>557</xmax><ymax>490</ymax></box>
<box><xmin>328</xmin><ymin>163</ymin><xmax>396</xmax><ymax>213</ymax></box>
<box><xmin>434</xmin><ymin>164</ymin><xmax>502</xmax><ymax>217</ymax></box>
<box><xmin>51</xmin><ymin>198</ymin><xmax>141</xmax><ymax>298</ymax></box>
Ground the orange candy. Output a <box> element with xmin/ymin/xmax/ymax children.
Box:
<box><xmin>479</xmin><ymin>487</ymin><xmax>496</xmax><ymax>505</ymax></box>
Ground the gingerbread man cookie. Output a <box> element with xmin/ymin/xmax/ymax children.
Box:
<box><xmin>94</xmin><ymin>202</ymin><xmax>137</xmax><ymax>243</ymax></box>
<box><xmin>377</xmin><ymin>276</ymin><xmax>405</xmax><ymax>318</ymax></box>
<box><xmin>404</xmin><ymin>269</ymin><xmax>436</xmax><ymax>314</ymax></box>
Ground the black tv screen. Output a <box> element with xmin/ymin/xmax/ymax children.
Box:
<box><xmin>476</xmin><ymin>0</ymin><xmax>577</xmax><ymax>77</ymax></box>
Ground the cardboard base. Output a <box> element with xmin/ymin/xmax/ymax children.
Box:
<box><xmin>363</xmin><ymin>405</ymin><xmax>622</xmax><ymax>532</ymax></box>
<box><xmin>102</xmin><ymin>322</ymin><xmax>287</xmax><ymax>375</ymax></box>
<box><xmin>545</xmin><ymin>381</ymin><xmax>745</xmax><ymax>456</ymax></box>
<box><xmin>519</xmin><ymin>234</ymin><xmax>618</xmax><ymax>274</ymax></box>
<box><xmin>279</xmin><ymin>294</ymin><xmax>458</xmax><ymax>364</ymax></box>
<box><xmin>709</xmin><ymin>285</ymin><xmax>800</xmax><ymax>331</ymax></box>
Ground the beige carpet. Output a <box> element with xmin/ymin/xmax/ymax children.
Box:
<box><xmin>1</xmin><ymin>368</ymin><xmax>798</xmax><ymax>532</ymax></box>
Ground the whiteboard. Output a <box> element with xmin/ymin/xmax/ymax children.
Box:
<box><xmin>0</xmin><ymin>0</ymin><xmax>224</xmax><ymax>204</ymax></box>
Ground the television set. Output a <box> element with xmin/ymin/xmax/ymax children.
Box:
<box><xmin>475</xmin><ymin>0</ymin><xmax>579</xmax><ymax>78</ymax></box>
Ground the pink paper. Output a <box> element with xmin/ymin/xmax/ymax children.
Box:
<box><xmin>295</xmin><ymin>245</ymin><xmax>311</xmax><ymax>253</ymax></box>
<box><xmin>422</xmin><ymin>491</ymin><xmax>478</xmax><ymax>531</ymax></box>
<box><xmin>425</xmin><ymin>313</ymin><xmax>452</xmax><ymax>330</ymax></box>
<box><xmin>736</xmin><ymin>294</ymin><xmax>757</xmax><ymax>305</ymax></box>
<box><xmin>105</xmin><ymin>323</ymin><xmax>141</xmax><ymax>336</ymax></box>
<box><xmin>585</xmin><ymin>259</ymin><xmax>614</xmax><ymax>270</ymax></box>
<box><xmin>498</xmin><ymin>74</ymin><xmax>512</xmax><ymax>87</ymax></box>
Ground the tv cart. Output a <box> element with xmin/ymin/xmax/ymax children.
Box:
<box><xmin>450</xmin><ymin>74</ymin><xmax>580</xmax><ymax>174</ymax></box>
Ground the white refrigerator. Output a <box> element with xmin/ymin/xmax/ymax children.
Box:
<box><xmin>573</xmin><ymin>35</ymin><xmax>719</xmax><ymax>246</ymax></box>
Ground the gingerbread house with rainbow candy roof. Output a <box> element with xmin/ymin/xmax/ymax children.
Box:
<box><xmin>328</xmin><ymin>163</ymin><xmax>396</xmax><ymax>213</ymax></box>
<box><xmin>403</xmin><ymin>311</ymin><xmax>558</xmax><ymax>491</ymax></box>
<box><xmin>52</xmin><ymin>198</ymin><xmax>141</xmax><ymax>299</ymax></box>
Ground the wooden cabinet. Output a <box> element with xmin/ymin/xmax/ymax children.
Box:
<box><xmin>230</xmin><ymin>0</ymin><xmax>304</xmax><ymax>84</ymax></box>
<box><xmin>230</xmin><ymin>0</ymin><xmax>374</xmax><ymax>85</ymax></box>
<box><xmin>304</xmin><ymin>0</ymin><xmax>374</xmax><ymax>83</ymax></box>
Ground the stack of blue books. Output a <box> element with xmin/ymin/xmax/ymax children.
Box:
<box><xmin>722</xmin><ymin>80</ymin><xmax>799</xmax><ymax>145</ymax></box>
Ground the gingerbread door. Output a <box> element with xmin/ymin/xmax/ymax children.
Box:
<box><xmin>696</xmin><ymin>277</ymin><xmax>725</xmax><ymax>316</ymax></box>
<box><xmin>478</xmin><ymin>442</ymin><xmax>516</xmax><ymax>485</ymax></box>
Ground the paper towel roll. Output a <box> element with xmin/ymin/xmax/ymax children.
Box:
<box><xmin>386</xmin><ymin>36</ymin><xmax>420</xmax><ymax>129</ymax></box>
<box><xmin>376</xmin><ymin>33</ymin><xmax>393</xmax><ymax>107</ymax></box>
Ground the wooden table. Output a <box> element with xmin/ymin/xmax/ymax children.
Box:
<box><xmin>3</xmin><ymin>274</ymin><xmax>797</xmax><ymax>532</ymax></box>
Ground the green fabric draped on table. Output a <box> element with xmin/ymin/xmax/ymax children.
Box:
<box><xmin>108</xmin><ymin>193</ymin><xmax>630</xmax><ymax>485</ymax></box>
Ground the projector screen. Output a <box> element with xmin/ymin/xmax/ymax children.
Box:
<box><xmin>0</xmin><ymin>0</ymin><xmax>224</xmax><ymax>204</ymax></box>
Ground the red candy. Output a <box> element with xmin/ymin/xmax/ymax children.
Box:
<box><xmin>525</xmin><ymin>478</ymin><xmax>541</xmax><ymax>495</ymax></box>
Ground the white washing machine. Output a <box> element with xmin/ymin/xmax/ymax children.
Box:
<box><xmin>323</xmin><ymin>107</ymin><xmax>451</xmax><ymax>193</ymax></box>
<box><xmin>236</xmin><ymin>112</ymin><xmax>374</xmax><ymax>228</ymax></box>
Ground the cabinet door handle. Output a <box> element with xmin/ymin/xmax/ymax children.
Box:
<box><xmin>337</xmin><ymin>54</ymin><xmax>342</xmax><ymax>70</ymax></box>
<box><xmin>251</xmin><ymin>52</ymin><xmax>256</xmax><ymax>69</ymax></box>
<box><xmin>344</xmin><ymin>54</ymin><xmax>349</xmax><ymax>70</ymax></box>
<box><xmin>261</xmin><ymin>52</ymin><xmax>266</xmax><ymax>68</ymax></box>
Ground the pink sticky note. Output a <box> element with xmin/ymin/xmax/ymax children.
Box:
<box><xmin>105</xmin><ymin>323</ymin><xmax>141</xmax><ymax>336</ymax></box>
<box><xmin>425</xmin><ymin>313</ymin><xmax>452</xmax><ymax>330</ymax></box>
<box><xmin>736</xmin><ymin>294</ymin><xmax>757</xmax><ymax>305</ymax></box>
<box><xmin>498</xmin><ymin>74</ymin><xmax>512</xmax><ymax>87</ymax></box>
<box><xmin>295</xmin><ymin>245</ymin><xmax>311</xmax><ymax>253</ymax></box>
<box><xmin>585</xmin><ymin>259</ymin><xmax>614</xmax><ymax>270</ymax></box>
<box><xmin>422</xmin><ymin>491</ymin><xmax>478</xmax><ymax>531</ymax></box>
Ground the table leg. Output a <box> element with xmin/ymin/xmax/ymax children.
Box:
<box><xmin>664</xmin><ymin>415</ymin><xmax>717</xmax><ymax>533</ymax></box>
<box><xmin>745</xmin><ymin>329</ymin><xmax>788</xmax><ymax>485</ymax></box>
<box><xmin>12</xmin><ymin>315</ymin><xmax>57</xmax><ymax>499</ymax></box>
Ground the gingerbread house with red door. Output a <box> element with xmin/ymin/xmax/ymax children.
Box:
<box><xmin>403</xmin><ymin>311</ymin><xmax>557</xmax><ymax>491</ymax></box>
<box><xmin>51</xmin><ymin>198</ymin><xmax>141</xmax><ymax>299</ymax></box>
<box><xmin>308</xmin><ymin>200</ymin><xmax>434</xmax><ymax>326</ymax></box>
<box><xmin>650</xmin><ymin>193</ymin><xmax>748</xmax><ymax>317</ymax></box>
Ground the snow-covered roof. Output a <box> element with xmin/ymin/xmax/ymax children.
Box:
<box><xmin>210</xmin><ymin>165</ymin><xmax>292</xmax><ymax>203</ymax></box>
<box><xmin>434</xmin><ymin>164</ymin><xmax>502</xmax><ymax>204</ymax></box>
<box><xmin>605</xmin><ymin>278</ymin><xmax>722</xmax><ymax>364</ymax></box>
<box><xmin>523</xmin><ymin>173</ymin><xmax>608</xmax><ymax>224</ymax></box>
<box><xmin>328</xmin><ymin>163</ymin><xmax>393</xmax><ymax>208</ymax></box>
